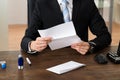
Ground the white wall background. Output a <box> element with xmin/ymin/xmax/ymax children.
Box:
<box><xmin>8</xmin><ymin>0</ymin><xmax>119</xmax><ymax>24</ymax></box>
<box><xmin>8</xmin><ymin>0</ymin><xmax>27</xmax><ymax>24</ymax></box>
<box><xmin>95</xmin><ymin>0</ymin><xmax>110</xmax><ymax>22</ymax></box>
<box><xmin>0</xmin><ymin>0</ymin><xmax>8</xmax><ymax>51</ymax></box>
<box><xmin>114</xmin><ymin>0</ymin><xmax>120</xmax><ymax>23</ymax></box>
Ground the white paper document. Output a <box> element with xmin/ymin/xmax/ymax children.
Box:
<box><xmin>46</xmin><ymin>61</ymin><xmax>86</xmax><ymax>74</ymax></box>
<box><xmin>38</xmin><ymin>22</ymin><xmax>81</xmax><ymax>50</ymax></box>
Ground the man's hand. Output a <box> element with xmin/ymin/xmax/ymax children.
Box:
<box><xmin>30</xmin><ymin>37</ymin><xmax>52</xmax><ymax>52</ymax></box>
<box><xmin>71</xmin><ymin>41</ymin><xmax>90</xmax><ymax>55</ymax></box>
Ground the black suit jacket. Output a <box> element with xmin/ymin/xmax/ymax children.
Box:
<box><xmin>21</xmin><ymin>0</ymin><xmax>111</xmax><ymax>53</ymax></box>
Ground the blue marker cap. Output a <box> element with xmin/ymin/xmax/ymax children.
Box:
<box><xmin>1</xmin><ymin>63</ymin><xmax>6</xmax><ymax>69</ymax></box>
<box><xmin>0</xmin><ymin>61</ymin><xmax>6</xmax><ymax>69</ymax></box>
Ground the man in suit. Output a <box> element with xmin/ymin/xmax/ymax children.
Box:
<box><xmin>21</xmin><ymin>0</ymin><xmax>111</xmax><ymax>54</ymax></box>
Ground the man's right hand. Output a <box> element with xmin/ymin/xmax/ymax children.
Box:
<box><xmin>30</xmin><ymin>37</ymin><xmax>52</xmax><ymax>52</ymax></box>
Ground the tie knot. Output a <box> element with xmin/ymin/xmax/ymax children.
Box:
<box><xmin>62</xmin><ymin>0</ymin><xmax>68</xmax><ymax>4</ymax></box>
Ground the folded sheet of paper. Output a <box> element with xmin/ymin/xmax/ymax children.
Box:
<box><xmin>38</xmin><ymin>21</ymin><xmax>81</xmax><ymax>50</ymax></box>
<box><xmin>46</xmin><ymin>61</ymin><xmax>86</xmax><ymax>74</ymax></box>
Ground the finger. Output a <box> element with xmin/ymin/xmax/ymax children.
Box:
<box><xmin>36</xmin><ymin>37</ymin><xmax>42</xmax><ymax>41</ymax></box>
<box><xmin>71</xmin><ymin>45</ymin><xmax>79</xmax><ymax>50</ymax></box>
<box><xmin>37</xmin><ymin>37</ymin><xmax>52</xmax><ymax>43</ymax></box>
<box><xmin>39</xmin><ymin>37</ymin><xmax>52</xmax><ymax>41</ymax></box>
<box><xmin>44</xmin><ymin>37</ymin><xmax>52</xmax><ymax>40</ymax></box>
<box><xmin>36</xmin><ymin>46</ymin><xmax>46</xmax><ymax>52</ymax></box>
<box><xmin>35</xmin><ymin>40</ymin><xmax>48</xmax><ymax>45</ymax></box>
<box><xmin>77</xmin><ymin>48</ymin><xmax>87</xmax><ymax>55</ymax></box>
<box><xmin>71</xmin><ymin>42</ymin><xmax>84</xmax><ymax>49</ymax></box>
<box><xmin>80</xmin><ymin>48</ymin><xmax>88</xmax><ymax>53</ymax></box>
<box><xmin>71</xmin><ymin>43</ymin><xmax>80</xmax><ymax>47</ymax></box>
<box><xmin>72</xmin><ymin>46</ymin><xmax>87</xmax><ymax>55</ymax></box>
<box><xmin>35</xmin><ymin>44</ymin><xmax>47</xmax><ymax>51</ymax></box>
<box><xmin>76</xmin><ymin>42</ymin><xmax>90</xmax><ymax>50</ymax></box>
<box><xmin>74</xmin><ymin>42</ymin><xmax>89</xmax><ymax>46</ymax></box>
<box><xmin>71</xmin><ymin>41</ymin><xmax>89</xmax><ymax>48</ymax></box>
<box><xmin>44</xmin><ymin>37</ymin><xmax>52</xmax><ymax>43</ymax></box>
<box><xmin>39</xmin><ymin>41</ymin><xmax>47</xmax><ymax>44</ymax></box>
<box><xmin>80</xmin><ymin>46</ymin><xmax>89</xmax><ymax>51</ymax></box>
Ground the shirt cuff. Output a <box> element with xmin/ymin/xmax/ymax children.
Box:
<box><xmin>88</xmin><ymin>42</ymin><xmax>96</xmax><ymax>53</ymax></box>
<box><xmin>27</xmin><ymin>42</ymin><xmax>37</xmax><ymax>54</ymax></box>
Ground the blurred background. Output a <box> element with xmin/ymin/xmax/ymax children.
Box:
<box><xmin>0</xmin><ymin>0</ymin><xmax>120</xmax><ymax>51</ymax></box>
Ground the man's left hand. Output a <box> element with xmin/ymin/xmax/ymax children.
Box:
<box><xmin>71</xmin><ymin>41</ymin><xmax>90</xmax><ymax>55</ymax></box>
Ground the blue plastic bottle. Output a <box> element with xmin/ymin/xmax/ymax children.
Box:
<box><xmin>18</xmin><ymin>54</ymin><xmax>24</xmax><ymax>69</ymax></box>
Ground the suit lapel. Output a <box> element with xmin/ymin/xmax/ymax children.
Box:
<box><xmin>50</xmin><ymin>0</ymin><xmax>64</xmax><ymax>23</ymax></box>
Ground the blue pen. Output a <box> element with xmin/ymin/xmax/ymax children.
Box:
<box><xmin>18</xmin><ymin>54</ymin><xmax>24</xmax><ymax>69</ymax></box>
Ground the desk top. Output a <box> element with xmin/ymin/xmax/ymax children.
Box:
<box><xmin>0</xmin><ymin>46</ymin><xmax>119</xmax><ymax>80</ymax></box>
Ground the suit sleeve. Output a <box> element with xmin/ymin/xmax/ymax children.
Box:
<box><xmin>88</xmin><ymin>0</ymin><xmax>112</xmax><ymax>52</ymax></box>
<box><xmin>21</xmin><ymin>0</ymin><xmax>42</xmax><ymax>53</ymax></box>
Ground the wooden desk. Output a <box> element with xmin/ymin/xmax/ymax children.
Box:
<box><xmin>0</xmin><ymin>46</ymin><xmax>120</xmax><ymax>80</ymax></box>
